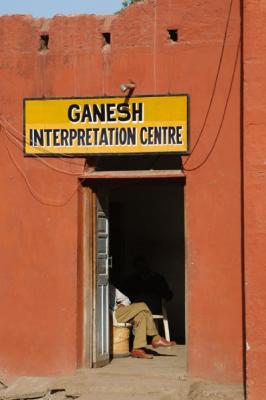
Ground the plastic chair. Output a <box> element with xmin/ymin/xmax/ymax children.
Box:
<box><xmin>152</xmin><ymin>301</ymin><xmax>170</xmax><ymax>341</ymax></box>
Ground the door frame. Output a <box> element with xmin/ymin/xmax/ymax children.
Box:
<box><xmin>77</xmin><ymin>183</ymin><xmax>95</xmax><ymax>368</ymax></box>
<box><xmin>77</xmin><ymin>174</ymin><xmax>186</xmax><ymax>368</ymax></box>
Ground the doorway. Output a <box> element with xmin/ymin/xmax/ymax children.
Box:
<box><xmin>109</xmin><ymin>181</ymin><xmax>185</xmax><ymax>344</ymax></box>
<box><xmin>78</xmin><ymin>178</ymin><xmax>186</xmax><ymax>367</ymax></box>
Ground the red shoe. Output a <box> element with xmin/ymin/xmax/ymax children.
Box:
<box><xmin>131</xmin><ymin>349</ymin><xmax>153</xmax><ymax>359</ymax></box>
<box><xmin>151</xmin><ymin>337</ymin><xmax>176</xmax><ymax>349</ymax></box>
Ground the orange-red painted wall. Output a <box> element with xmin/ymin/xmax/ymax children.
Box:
<box><xmin>0</xmin><ymin>0</ymin><xmax>243</xmax><ymax>384</ymax></box>
<box><xmin>244</xmin><ymin>1</ymin><xmax>266</xmax><ymax>399</ymax></box>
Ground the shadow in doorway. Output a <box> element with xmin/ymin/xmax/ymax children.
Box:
<box><xmin>109</xmin><ymin>181</ymin><xmax>185</xmax><ymax>344</ymax></box>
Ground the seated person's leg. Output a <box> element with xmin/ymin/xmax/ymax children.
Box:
<box><xmin>115</xmin><ymin>302</ymin><xmax>175</xmax><ymax>359</ymax></box>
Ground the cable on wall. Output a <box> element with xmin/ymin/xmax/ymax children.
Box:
<box><xmin>2</xmin><ymin>135</ymin><xmax>84</xmax><ymax>207</ymax></box>
<box><xmin>0</xmin><ymin>124</ymin><xmax>85</xmax><ymax>207</ymax></box>
<box><xmin>183</xmin><ymin>0</ymin><xmax>234</xmax><ymax>167</ymax></box>
<box><xmin>0</xmin><ymin>117</ymin><xmax>85</xmax><ymax>175</ymax></box>
<box><xmin>1</xmin><ymin>116</ymin><xmax>84</xmax><ymax>164</ymax></box>
<box><xmin>183</xmin><ymin>39</ymin><xmax>240</xmax><ymax>172</ymax></box>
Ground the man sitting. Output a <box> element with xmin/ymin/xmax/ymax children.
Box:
<box><xmin>110</xmin><ymin>284</ymin><xmax>176</xmax><ymax>359</ymax></box>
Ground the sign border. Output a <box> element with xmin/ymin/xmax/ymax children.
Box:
<box><xmin>23</xmin><ymin>94</ymin><xmax>190</xmax><ymax>157</ymax></box>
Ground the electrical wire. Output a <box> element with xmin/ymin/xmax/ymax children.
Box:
<box><xmin>183</xmin><ymin>0</ymin><xmax>234</xmax><ymax>167</ymax></box>
<box><xmin>0</xmin><ymin>116</ymin><xmax>85</xmax><ymax>165</ymax></box>
<box><xmin>0</xmin><ymin>0</ymin><xmax>237</xmax><ymax>176</ymax></box>
<box><xmin>153</xmin><ymin>0</ymin><xmax>158</xmax><ymax>95</ymax></box>
<box><xmin>1</xmin><ymin>126</ymin><xmax>84</xmax><ymax>207</ymax></box>
<box><xmin>0</xmin><ymin>118</ymin><xmax>86</xmax><ymax>176</ymax></box>
<box><xmin>150</xmin><ymin>0</ymin><xmax>235</xmax><ymax>171</ymax></box>
<box><xmin>183</xmin><ymin>39</ymin><xmax>240</xmax><ymax>172</ymax></box>
<box><xmin>4</xmin><ymin>128</ymin><xmax>84</xmax><ymax>177</ymax></box>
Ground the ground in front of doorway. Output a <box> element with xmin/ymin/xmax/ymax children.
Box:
<box><xmin>0</xmin><ymin>346</ymin><xmax>244</xmax><ymax>400</ymax></box>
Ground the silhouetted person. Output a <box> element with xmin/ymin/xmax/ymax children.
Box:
<box><xmin>124</xmin><ymin>256</ymin><xmax>173</xmax><ymax>314</ymax></box>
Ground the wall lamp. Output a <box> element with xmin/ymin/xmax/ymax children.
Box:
<box><xmin>120</xmin><ymin>82</ymin><xmax>136</xmax><ymax>93</ymax></box>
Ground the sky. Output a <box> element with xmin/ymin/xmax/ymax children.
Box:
<box><xmin>0</xmin><ymin>0</ymin><xmax>123</xmax><ymax>17</ymax></box>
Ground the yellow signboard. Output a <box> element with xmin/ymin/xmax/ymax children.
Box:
<box><xmin>24</xmin><ymin>95</ymin><xmax>189</xmax><ymax>156</ymax></box>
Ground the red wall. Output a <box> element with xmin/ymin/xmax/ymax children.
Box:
<box><xmin>244</xmin><ymin>1</ymin><xmax>266</xmax><ymax>398</ymax></box>
<box><xmin>0</xmin><ymin>0</ymin><xmax>243</xmax><ymax>383</ymax></box>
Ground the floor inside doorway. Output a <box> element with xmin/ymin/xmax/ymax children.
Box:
<box><xmin>62</xmin><ymin>345</ymin><xmax>243</xmax><ymax>399</ymax></box>
<box><xmin>108</xmin><ymin>344</ymin><xmax>186</xmax><ymax>379</ymax></box>
<box><xmin>68</xmin><ymin>345</ymin><xmax>188</xmax><ymax>399</ymax></box>
<box><xmin>1</xmin><ymin>345</ymin><xmax>244</xmax><ymax>400</ymax></box>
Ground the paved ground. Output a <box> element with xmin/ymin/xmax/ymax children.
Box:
<box><xmin>0</xmin><ymin>346</ymin><xmax>245</xmax><ymax>400</ymax></box>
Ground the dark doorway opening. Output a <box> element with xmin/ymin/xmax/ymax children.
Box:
<box><xmin>108</xmin><ymin>181</ymin><xmax>185</xmax><ymax>344</ymax></box>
